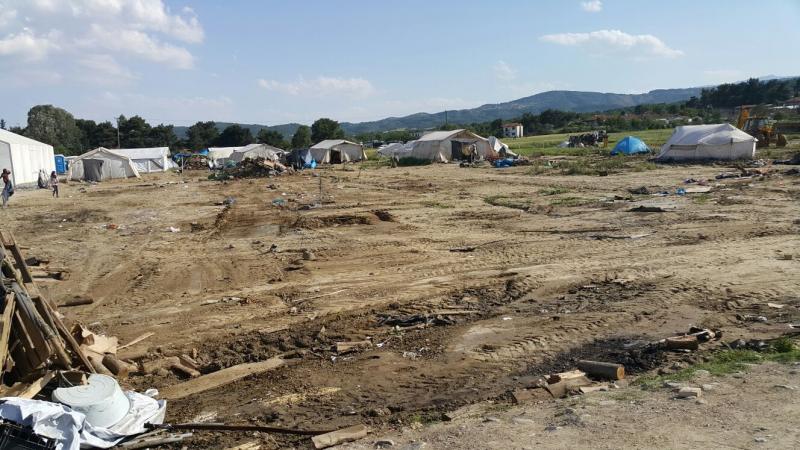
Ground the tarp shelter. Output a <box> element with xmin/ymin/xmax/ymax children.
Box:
<box><xmin>489</xmin><ymin>136</ymin><xmax>517</xmax><ymax>158</ymax></box>
<box><xmin>377</xmin><ymin>142</ymin><xmax>414</xmax><ymax>158</ymax></box>
<box><xmin>657</xmin><ymin>124</ymin><xmax>757</xmax><ymax>161</ymax></box>
<box><xmin>112</xmin><ymin>147</ymin><xmax>176</xmax><ymax>173</ymax></box>
<box><xmin>0</xmin><ymin>129</ymin><xmax>56</xmax><ymax>186</ymax></box>
<box><xmin>309</xmin><ymin>140</ymin><xmax>366</xmax><ymax>164</ymax></box>
<box><xmin>206</xmin><ymin>146</ymin><xmax>242</xmax><ymax>168</ymax></box>
<box><xmin>68</xmin><ymin>147</ymin><xmax>140</xmax><ymax>181</ymax></box>
<box><xmin>229</xmin><ymin>143</ymin><xmax>281</xmax><ymax>163</ymax></box>
<box><xmin>409</xmin><ymin>129</ymin><xmax>494</xmax><ymax>162</ymax></box>
<box><xmin>611</xmin><ymin>136</ymin><xmax>650</xmax><ymax>155</ymax></box>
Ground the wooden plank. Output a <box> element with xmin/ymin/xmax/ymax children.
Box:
<box><xmin>118</xmin><ymin>331</ymin><xmax>155</xmax><ymax>350</ymax></box>
<box><xmin>0</xmin><ymin>232</ymin><xmax>33</xmax><ymax>283</ymax></box>
<box><xmin>51</xmin><ymin>309</ymin><xmax>95</xmax><ymax>373</ymax></box>
<box><xmin>311</xmin><ymin>424</ymin><xmax>369</xmax><ymax>449</ymax></box>
<box><xmin>160</xmin><ymin>357</ymin><xmax>285</xmax><ymax>400</ymax></box>
<box><xmin>4</xmin><ymin>371</ymin><xmax>56</xmax><ymax>399</ymax></box>
<box><xmin>31</xmin><ymin>295</ymin><xmax>72</xmax><ymax>369</ymax></box>
<box><xmin>0</xmin><ymin>293</ymin><xmax>16</xmax><ymax>375</ymax></box>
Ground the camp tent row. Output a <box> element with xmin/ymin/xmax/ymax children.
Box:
<box><xmin>67</xmin><ymin>148</ymin><xmax>140</xmax><ymax>182</ymax></box>
<box><xmin>377</xmin><ymin>130</ymin><xmax>514</xmax><ymax>163</ymax></box>
<box><xmin>0</xmin><ymin>129</ymin><xmax>56</xmax><ymax>186</ymax></box>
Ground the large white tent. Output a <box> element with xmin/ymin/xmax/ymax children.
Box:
<box><xmin>112</xmin><ymin>147</ymin><xmax>176</xmax><ymax>173</ymax></box>
<box><xmin>377</xmin><ymin>142</ymin><xmax>414</xmax><ymax>158</ymax></box>
<box><xmin>0</xmin><ymin>129</ymin><xmax>56</xmax><ymax>186</ymax></box>
<box><xmin>309</xmin><ymin>140</ymin><xmax>366</xmax><ymax>164</ymax></box>
<box><xmin>656</xmin><ymin>124</ymin><xmax>757</xmax><ymax>161</ymax></box>
<box><xmin>68</xmin><ymin>147</ymin><xmax>140</xmax><ymax>181</ymax></box>
<box><xmin>229</xmin><ymin>143</ymin><xmax>281</xmax><ymax>163</ymax></box>
<box><xmin>409</xmin><ymin>129</ymin><xmax>494</xmax><ymax>162</ymax></box>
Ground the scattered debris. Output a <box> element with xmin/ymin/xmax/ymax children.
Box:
<box><xmin>312</xmin><ymin>424</ymin><xmax>369</xmax><ymax>449</ymax></box>
<box><xmin>629</xmin><ymin>205</ymin><xmax>665</xmax><ymax>213</ymax></box>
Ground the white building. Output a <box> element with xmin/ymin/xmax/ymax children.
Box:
<box><xmin>502</xmin><ymin>123</ymin><xmax>524</xmax><ymax>138</ymax></box>
<box><xmin>0</xmin><ymin>129</ymin><xmax>56</xmax><ymax>186</ymax></box>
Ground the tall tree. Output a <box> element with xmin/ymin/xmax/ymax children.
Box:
<box><xmin>214</xmin><ymin>124</ymin><xmax>254</xmax><ymax>147</ymax></box>
<box><xmin>0</xmin><ymin>119</ymin><xmax>5</xmax><ymax>130</ymax></box>
<box><xmin>185</xmin><ymin>121</ymin><xmax>219</xmax><ymax>150</ymax></box>
<box><xmin>24</xmin><ymin>105</ymin><xmax>82</xmax><ymax>154</ymax></box>
<box><xmin>256</xmin><ymin>128</ymin><xmax>287</xmax><ymax>148</ymax></box>
<box><xmin>117</xmin><ymin>115</ymin><xmax>152</xmax><ymax>148</ymax></box>
<box><xmin>291</xmin><ymin>125</ymin><xmax>312</xmax><ymax>149</ymax></box>
<box><xmin>310</xmin><ymin>118</ymin><xmax>344</xmax><ymax>143</ymax></box>
<box><xmin>149</xmin><ymin>124</ymin><xmax>179</xmax><ymax>149</ymax></box>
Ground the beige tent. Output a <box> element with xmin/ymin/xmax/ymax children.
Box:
<box><xmin>309</xmin><ymin>139</ymin><xmax>366</xmax><ymax>164</ymax></box>
<box><xmin>409</xmin><ymin>129</ymin><xmax>494</xmax><ymax>162</ymax></box>
<box><xmin>229</xmin><ymin>143</ymin><xmax>281</xmax><ymax>163</ymax></box>
<box><xmin>68</xmin><ymin>147</ymin><xmax>140</xmax><ymax>181</ymax></box>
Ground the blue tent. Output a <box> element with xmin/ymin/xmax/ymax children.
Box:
<box><xmin>611</xmin><ymin>136</ymin><xmax>650</xmax><ymax>155</ymax></box>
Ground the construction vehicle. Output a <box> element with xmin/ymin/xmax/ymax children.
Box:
<box><xmin>736</xmin><ymin>105</ymin><xmax>787</xmax><ymax>148</ymax></box>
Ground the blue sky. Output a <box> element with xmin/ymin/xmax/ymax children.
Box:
<box><xmin>1</xmin><ymin>0</ymin><xmax>799</xmax><ymax>129</ymax></box>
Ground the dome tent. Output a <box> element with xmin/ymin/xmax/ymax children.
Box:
<box><xmin>611</xmin><ymin>136</ymin><xmax>650</xmax><ymax>155</ymax></box>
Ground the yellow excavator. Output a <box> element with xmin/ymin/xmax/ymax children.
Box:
<box><xmin>736</xmin><ymin>105</ymin><xmax>787</xmax><ymax>148</ymax></box>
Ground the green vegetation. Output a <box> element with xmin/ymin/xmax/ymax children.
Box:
<box><xmin>539</xmin><ymin>186</ymin><xmax>570</xmax><ymax>196</ymax></box>
<box><xmin>484</xmin><ymin>195</ymin><xmax>531</xmax><ymax>211</ymax></box>
<box><xmin>549</xmin><ymin>196</ymin><xmax>593</xmax><ymax>207</ymax></box>
<box><xmin>508</xmin><ymin>128</ymin><xmax>674</xmax><ymax>158</ymax></box>
<box><xmin>635</xmin><ymin>338</ymin><xmax>800</xmax><ymax>390</ymax></box>
<box><xmin>422</xmin><ymin>200</ymin><xmax>454</xmax><ymax>209</ymax></box>
<box><xmin>524</xmin><ymin>155</ymin><xmax>658</xmax><ymax>177</ymax></box>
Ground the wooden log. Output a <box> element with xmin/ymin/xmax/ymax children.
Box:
<box><xmin>59</xmin><ymin>297</ymin><xmax>94</xmax><ymax>307</ymax></box>
<box><xmin>102</xmin><ymin>354</ymin><xmax>132</xmax><ymax>378</ymax></box>
<box><xmin>665</xmin><ymin>335</ymin><xmax>699</xmax><ymax>351</ymax></box>
<box><xmin>335</xmin><ymin>340</ymin><xmax>372</xmax><ymax>354</ymax></box>
<box><xmin>159</xmin><ymin>357</ymin><xmax>285</xmax><ymax>400</ymax></box>
<box><xmin>170</xmin><ymin>362</ymin><xmax>201</xmax><ymax>378</ymax></box>
<box><xmin>576</xmin><ymin>360</ymin><xmax>625</xmax><ymax>380</ymax></box>
<box><xmin>178</xmin><ymin>354</ymin><xmax>200</xmax><ymax>371</ymax></box>
<box><xmin>0</xmin><ymin>232</ymin><xmax>33</xmax><ymax>283</ymax></box>
<box><xmin>547</xmin><ymin>369</ymin><xmax>587</xmax><ymax>384</ymax></box>
<box><xmin>311</xmin><ymin>424</ymin><xmax>369</xmax><ymax>449</ymax></box>
<box><xmin>0</xmin><ymin>293</ymin><xmax>16</xmax><ymax>375</ymax></box>
<box><xmin>30</xmin><ymin>294</ymin><xmax>72</xmax><ymax>370</ymax></box>
<box><xmin>86</xmin><ymin>352</ymin><xmax>113</xmax><ymax>376</ymax></box>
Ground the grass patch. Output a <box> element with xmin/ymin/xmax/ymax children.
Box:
<box><xmin>635</xmin><ymin>339</ymin><xmax>800</xmax><ymax>390</ymax></box>
<box><xmin>549</xmin><ymin>196</ymin><xmax>592</xmax><ymax>207</ymax></box>
<box><xmin>484</xmin><ymin>195</ymin><xmax>531</xmax><ymax>211</ymax></box>
<box><xmin>539</xmin><ymin>185</ymin><xmax>570</xmax><ymax>196</ymax></box>
<box><xmin>692</xmin><ymin>193</ymin><xmax>711</xmax><ymax>204</ymax></box>
<box><xmin>422</xmin><ymin>200</ymin><xmax>454</xmax><ymax>209</ymax></box>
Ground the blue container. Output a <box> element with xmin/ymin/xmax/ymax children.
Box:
<box><xmin>54</xmin><ymin>154</ymin><xmax>67</xmax><ymax>174</ymax></box>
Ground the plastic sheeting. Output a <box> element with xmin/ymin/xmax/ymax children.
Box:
<box><xmin>0</xmin><ymin>391</ymin><xmax>166</xmax><ymax>450</ymax></box>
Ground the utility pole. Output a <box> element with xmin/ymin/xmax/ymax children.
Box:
<box><xmin>116</xmin><ymin>116</ymin><xmax>121</xmax><ymax>149</ymax></box>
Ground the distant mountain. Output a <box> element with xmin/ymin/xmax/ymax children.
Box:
<box><xmin>172</xmin><ymin>86</ymin><xmax>704</xmax><ymax>139</ymax></box>
<box><xmin>173</xmin><ymin>122</ymin><xmax>302</xmax><ymax>141</ymax></box>
<box><xmin>339</xmin><ymin>87</ymin><xmax>703</xmax><ymax>134</ymax></box>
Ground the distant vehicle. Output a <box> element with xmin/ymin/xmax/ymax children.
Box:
<box><xmin>736</xmin><ymin>105</ymin><xmax>787</xmax><ymax>148</ymax></box>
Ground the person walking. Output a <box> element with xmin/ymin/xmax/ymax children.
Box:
<box><xmin>50</xmin><ymin>171</ymin><xmax>59</xmax><ymax>198</ymax></box>
<box><xmin>1</xmin><ymin>168</ymin><xmax>14</xmax><ymax>208</ymax></box>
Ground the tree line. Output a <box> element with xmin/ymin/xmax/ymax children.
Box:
<box><xmin>3</xmin><ymin>105</ymin><xmax>349</xmax><ymax>156</ymax></box>
<box><xmin>689</xmin><ymin>77</ymin><xmax>800</xmax><ymax>108</ymax></box>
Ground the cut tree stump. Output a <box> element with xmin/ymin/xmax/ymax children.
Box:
<box><xmin>576</xmin><ymin>360</ymin><xmax>625</xmax><ymax>380</ymax></box>
<box><xmin>666</xmin><ymin>335</ymin><xmax>699</xmax><ymax>351</ymax></box>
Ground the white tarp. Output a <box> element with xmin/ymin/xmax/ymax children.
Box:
<box><xmin>409</xmin><ymin>129</ymin><xmax>494</xmax><ymax>162</ymax></box>
<box><xmin>0</xmin><ymin>129</ymin><xmax>56</xmax><ymax>186</ymax></box>
<box><xmin>489</xmin><ymin>136</ymin><xmax>517</xmax><ymax>157</ymax></box>
<box><xmin>207</xmin><ymin>146</ymin><xmax>242</xmax><ymax>168</ymax></box>
<box><xmin>0</xmin><ymin>391</ymin><xmax>166</xmax><ymax>450</ymax></box>
<box><xmin>657</xmin><ymin>124</ymin><xmax>757</xmax><ymax>161</ymax></box>
<box><xmin>112</xmin><ymin>147</ymin><xmax>176</xmax><ymax>173</ymax></box>
<box><xmin>68</xmin><ymin>147</ymin><xmax>140</xmax><ymax>181</ymax></box>
<box><xmin>229</xmin><ymin>143</ymin><xmax>281</xmax><ymax>163</ymax></box>
<box><xmin>377</xmin><ymin>142</ymin><xmax>414</xmax><ymax>158</ymax></box>
<box><xmin>309</xmin><ymin>140</ymin><xmax>366</xmax><ymax>163</ymax></box>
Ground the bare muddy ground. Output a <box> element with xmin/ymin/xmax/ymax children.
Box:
<box><xmin>4</xmin><ymin>160</ymin><xmax>800</xmax><ymax>448</ymax></box>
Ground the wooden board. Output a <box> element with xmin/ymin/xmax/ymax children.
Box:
<box><xmin>0</xmin><ymin>293</ymin><xmax>16</xmax><ymax>375</ymax></box>
<box><xmin>159</xmin><ymin>357</ymin><xmax>285</xmax><ymax>400</ymax></box>
<box><xmin>3</xmin><ymin>370</ymin><xmax>56</xmax><ymax>398</ymax></box>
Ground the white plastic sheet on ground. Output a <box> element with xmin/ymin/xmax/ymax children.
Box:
<box><xmin>0</xmin><ymin>391</ymin><xmax>166</xmax><ymax>450</ymax></box>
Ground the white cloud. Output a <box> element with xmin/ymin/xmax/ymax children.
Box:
<box><xmin>0</xmin><ymin>0</ymin><xmax>202</xmax><ymax>77</ymax></box>
<box><xmin>258</xmin><ymin>76</ymin><xmax>376</xmax><ymax>98</ymax></box>
<box><xmin>493</xmin><ymin>60</ymin><xmax>517</xmax><ymax>81</ymax></box>
<box><xmin>540</xmin><ymin>29</ymin><xmax>684</xmax><ymax>58</ymax></box>
<box><xmin>581</xmin><ymin>1</ymin><xmax>603</xmax><ymax>12</ymax></box>
<box><xmin>0</xmin><ymin>29</ymin><xmax>57</xmax><ymax>60</ymax></box>
<box><xmin>78</xmin><ymin>54</ymin><xmax>138</xmax><ymax>85</ymax></box>
<box><xmin>84</xmin><ymin>25</ymin><xmax>194</xmax><ymax>69</ymax></box>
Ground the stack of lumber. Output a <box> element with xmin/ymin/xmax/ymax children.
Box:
<box><xmin>0</xmin><ymin>230</ymin><xmax>97</xmax><ymax>398</ymax></box>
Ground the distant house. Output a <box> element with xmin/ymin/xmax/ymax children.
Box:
<box><xmin>502</xmin><ymin>123</ymin><xmax>524</xmax><ymax>138</ymax></box>
<box><xmin>309</xmin><ymin>139</ymin><xmax>366</xmax><ymax>164</ymax></box>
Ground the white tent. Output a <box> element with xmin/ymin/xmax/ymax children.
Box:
<box><xmin>488</xmin><ymin>136</ymin><xmax>517</xmax><ymax>158</ymax></box>
<box><xmin>309</xmin><ymin>140</ymin><xmax>366</xmax><ymax>164</ymax></box>
<box><xmin>229</xmin><ymin>143</ymin><xmax>281</xmax><ymax>163</ymax></box>
<box><xmin>0</xmin><ymin>129</ymin><xmax>56</xmax><ymax>186</ymax></box>
<box><xmin>68</xmin><ymin>147</ymin><xmax>140</xmax><ymax>181</ymax></box>
<box><xmin>409</xmin><ymin>129</ymin><xmax>494</xmax><ymax>162</ymax></box>
<box><xmin>657</xmin><ymin>124</ymin><xmax>757</xmax><ymax>161</ymax></box>
<box><xmin>112</xmin><ymin>147</ymin><xmax>176</xmax><ymax>173</ymax></box>
<box><xmin>377</xmin><ymin>142</ymin><xmax>414</xmax><ymax>158</ymax></box>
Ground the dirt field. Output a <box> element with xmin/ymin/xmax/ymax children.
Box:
<box><xmin>4</xmin><ymin>158</ymin><xmax>800</xmax><ymax>448</ymax></box>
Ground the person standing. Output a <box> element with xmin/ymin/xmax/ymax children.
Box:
<box><xmin>1</xmin><ymin>168</ymin><xmax>13</xmax><ymax>208</ymax></box>
<box><xmin>50</xmin><ymin>171</ymin><xmax>59</xmax><ymax>198</ymax></box>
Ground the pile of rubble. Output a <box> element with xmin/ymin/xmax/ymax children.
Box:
<box><xmin>213</xmin><ymin>157</ymin><xmax>292</xmax><ymax>179</ymax></box>
<box><xmin>180</xmin><ymin>154</ymin><xmax>209</xmax><ymax>170</ymax></box>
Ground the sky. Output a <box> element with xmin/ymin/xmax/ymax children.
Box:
<box><xmin>1</xmin><ymin>0</ymin><xmax>799</xmax><ymax>129</ymax></box>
